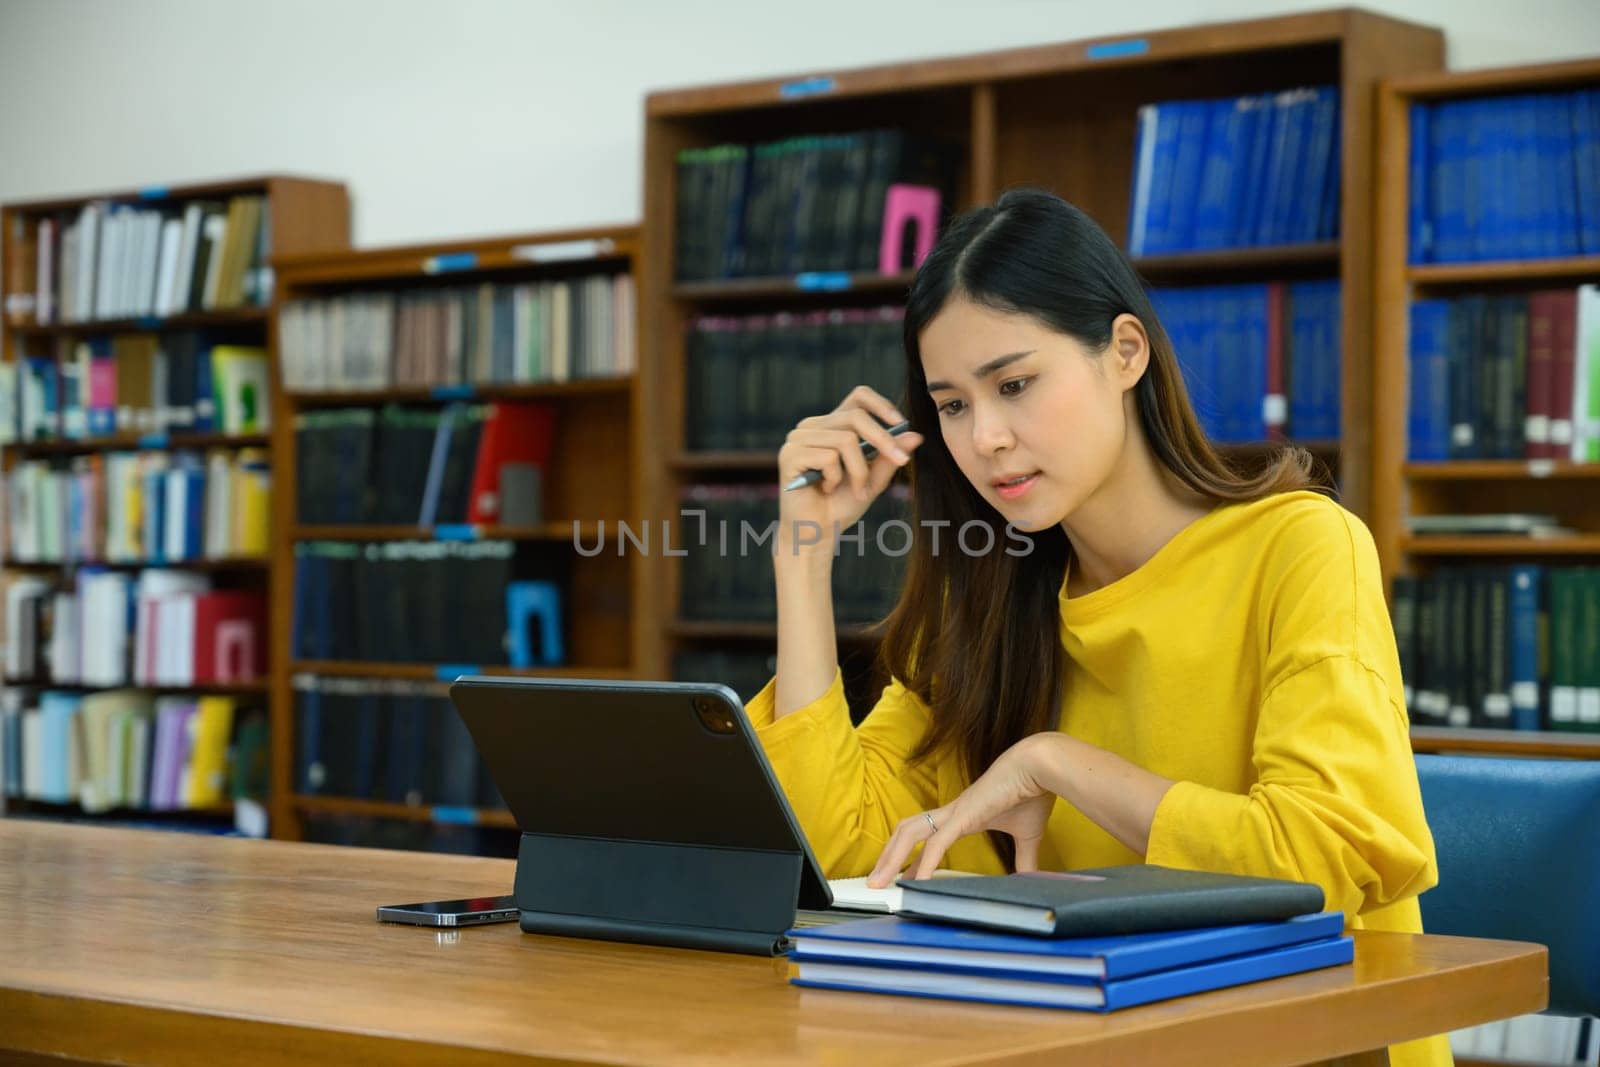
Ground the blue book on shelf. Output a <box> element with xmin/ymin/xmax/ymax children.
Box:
<box><xmin>1508</xmin><ymin>565</ymin><xmax>1545</xmax><ymax>731</ymax></box>
<box><xmin>1430</xmin><ymin>102</ymin><xmax>1461</xmax><ymax>262</ymax></box>
<box><xmin>788</xmin><ymin>911</ymin><xmax>1344</xmax><ymax>981</ymax></box>
<box><xmin>1165</xmin><ymin>101</ymin><xmax>1211</xmax><ymax>253</ymax></box>
<box><xmin>1408</xmin><ymin>102</ymin><xmax>1433</xmax><ymax>263</ymax></box>
<box><xmin>1191</xmin><ymin>98</ymin><xmax>1245</xmax><ymax>250</ymax></box>
<box><xmin>790</xmin><ymin>928</ymin><xmax>1353</xmax><ymax>1012</ymax></box>
<box><xmin>1550</xmin><ymin>93</ymin><xmax>1582</xmax><ymax>258</ymax></box>
<box><xmin>1142</xmin><ymin>103</ymin><xmax>1183</xmax><ymax>255</ymax></box>
<box><xmin>1128</xmin><ymin>106</ymin><xmax>1155</xmax><ymax>256</ymax></box>
<box><xmin>1408</xmin><ymin>300</ymin><xmax>1452</xmax><ymax>461</ymax></box>
<box><xmin>1575</xmin><ymin>89</ymin><xmax>1600</xmax><ymax>255</ymax></box>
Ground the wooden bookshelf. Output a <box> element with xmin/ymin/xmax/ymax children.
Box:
<box><xmin>1407</xmin><ymin>255</ymin><xmax>1600</xmax><ymax>287</ymax></box>
<box><xmin>639</xmin><ymin>9</ymin><xmax>1445</xmax><ymax>686</ymax></box>
<box><xmin>7</xmin><ymin>431</ymin><xmax>270</xmax><ymax>457</ymax></box>
<box><xmin>289</xmin><ymin>661</ymin><xmax>637</xmax><ymax>682</ymax></box>
<box><xmin>284</xmin><ymin>377</ymin><xmax>630</xmax><ymax>407</ymax></box>
<box><xmin>270</xmin><ymin>226</ymin><xmax>644</xmax><ymax>844</ymax></box>
<box><xmin>1400</xmin><ymin>536</ymin><xmax>1600</xmax><ymax>557</ymax></box>
<box><xmin>1410</xmin><ymin>726</ymin><xmax>1600</xmax><ymax>760</ymax></box>
<box><xmin>10</xmin><ymin>307</ymin><xmax>271</xmax><ymax>338</ymax></box>
<box><xmin>4</xmin><ymin>556</ymin><xmax>269</xmax><ymax>572</ymax></box>
<box><xmin>0</xmin><ymin>175</ymin><xmax>351</xmax><ymax>825</ymax></box>
<box><xmin>1369</xmin><ymin>60</ymin><xmax>1600</xmax><ymax>758</ymax></box>
<box><xmin>1131</xmin><ymin>241</ymin><xmax>1342</xmax><ymax>281</ymax></box>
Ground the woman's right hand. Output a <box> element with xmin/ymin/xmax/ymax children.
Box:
<box><xmin>776</xmin><ymin>386</ymin><xmax>924</xmax><ymax>550</ymax></box>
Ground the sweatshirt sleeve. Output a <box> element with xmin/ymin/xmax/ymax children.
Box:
<box><xmin>1145</xmin><ymin>653</ymin><xmax>1438</xmax><ymax>917</ymax></box>
<box><xmin>743</xmin><ymin>670</ymin><xmax>945</xmax><ymax>878</ymax></box>
<box><xmin>1144</xmin><ymin>502</ymin><xmax>1439</xmax><ymax>918</ymax></box>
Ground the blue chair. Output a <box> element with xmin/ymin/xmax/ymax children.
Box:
<box><xmin>1415</xmin><ymin>754</ymin><xmax>1600</xmax><ymax>1017</ymax></box>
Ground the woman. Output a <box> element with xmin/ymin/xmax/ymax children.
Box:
<box><xmin>744</xmin><ymin>189</ymin><xmax>1444</xmax><ymax>1067</ymax></box>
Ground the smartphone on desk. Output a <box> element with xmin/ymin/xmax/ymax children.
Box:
<box><xmin>377</xmin><ymin>895</ymin><xmax>519</xmax><ymax>927</ymax></box>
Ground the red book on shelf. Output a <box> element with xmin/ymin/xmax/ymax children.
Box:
<box><xmin>1525</xmin><ymin>291</ymin><xmax>1558</xmax><ymax>461</ymax></box>
<box><xmin>467</xmin><ymin>402</ymin><xmax>559</xmax><ymax>526</ymax></box>
<box><xmin>192</xmin><ymin>590</ymin><xmax>267</xmax><ymax>684</ymax></box>
<box><xmin>1548</xmin><ymin>290</ymin><xmax>1579</xmax><ymax>460</ymax></box>
<box><xmin>1264</xmin><ymin>282</ymin><xmax>1287</xmax><ymax>440</ymax></box>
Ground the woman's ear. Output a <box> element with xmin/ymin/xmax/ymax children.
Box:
<box><xmin>1108</xmin><ymin>313</ymin><xmax>1150</xmax><ymax>391</ymax></box>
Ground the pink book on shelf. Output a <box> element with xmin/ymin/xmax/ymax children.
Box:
<box><xmin>87</xmin><ymin>349</ymin><xmax>117</xmax><ymax>438</ymax></box>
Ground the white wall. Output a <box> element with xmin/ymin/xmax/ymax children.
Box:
<box><xmin>1</xmin><ymin>0</ymin><xmax>1597</xmax><ymax>247</ymax></box>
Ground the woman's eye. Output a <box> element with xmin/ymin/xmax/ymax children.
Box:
<box><xmin>1000</xmin><ymin>377</ymin><xmax>1033</xmax><ymax>398</ymax></box>
<box><xmin>937</xmin><ymin>399</ymin><xmax>965</xmax><ymax>417</ymax></box>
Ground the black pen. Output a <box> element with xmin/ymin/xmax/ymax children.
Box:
<box><xmin>782</xmin><ymin>421</ymin><xmax>913</xmax><ymax>492</ymax></box>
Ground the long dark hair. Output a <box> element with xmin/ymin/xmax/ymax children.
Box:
<box><xmin>879</xmin><ymin>188</ymin><xmax>1317</xmax><ymax>866</ymax></box>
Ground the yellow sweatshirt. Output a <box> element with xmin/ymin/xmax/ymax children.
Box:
<box><xmin>745</xmin><ymin>489</ymin><xmax>1448</xmax><ymax>1067</ymax></box>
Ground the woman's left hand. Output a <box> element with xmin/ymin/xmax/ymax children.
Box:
<box><xmin>866</xmin><ymin>733</ymin><xmax>1063</xmax><ymax>888</ymax></box>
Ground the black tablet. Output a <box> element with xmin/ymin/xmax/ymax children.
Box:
<box><xmin>448</xmin><ymin>675</ymin><xmax>834</xmax><ymax>952</ymax></box>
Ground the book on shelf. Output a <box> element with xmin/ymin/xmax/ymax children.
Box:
<box><xmin>676</xmin><ymin>483</ymin><xmax>906</xmax><ymax>625</ymax></box>
<box><xmin>1405</xmin><ymin>513</ymin><xmax>1572</xmax><ymax>536</ymax></box>
<box><xmin>685</xmin><ymin>307</ymin><xmax>902</xmax><ymax>453</ymax></box>
<box><xmin>1</xmin><ymin>568</ymin><xmax>266</xmax><ymax>688</ymax></box>
<box><xmin>5</xmin><ymin>194</ymin><xmax>273</xmax><ymax>327</ymax></box>
<box><xmin>293</xmin><ymin>675</ymin><xmax>503</xmax><ymax>811</ymax></box>
<box><xmin>1393</xmin><ymin>564</ymin><xmax>1600</xmax><ymax>732</ymax></box>
<box><xmin>291</xmin><ymin>539</ymin><xmax>538</xmax><ymax>666</ymax></box>
<box><xmin>1148</xmin><ymin>281</ymin><xmax>1341</xmax><ymax>444</ymax></box>
<box><xmin>0</xmin><ymin>687</ymin><xmax>262</xmax><ymax>815</ymax></box>
<box><xmin>294</xmin><ymin>401</ymin><xmax>554</xmax><ymax>527</ymax></box>
<box><xmin>1407</xmin><ymin>286</ymin><xmax>1600</xmax><ymax>462</ymax></box>
<box><xmin>1128</xmin><ymin>87</ymin><xmax>1341</xmax><ymax>256</ymax></box>
<box><xmin>1</xmin><ymin>333</ymin><xmax>267</xmax><ymax>444</ymax></box>
<box><xmin>1407</xmin><ymin>86</ymin><xmax>1600</xmax><ymax>264</ymax></box>
<box><xmin>277</xmin><ymin>273</ymin><xmax>635</xmax><ymax>393</ymax></box>
<box><xmin>673</xmin><ymin>129</ymin><xmax>960</xmax><ymax>281</ymax></box>
<box><xmin>6</xmin><ymin>447</ymin><xmax>270</xmax><ymax>563</ymax></box>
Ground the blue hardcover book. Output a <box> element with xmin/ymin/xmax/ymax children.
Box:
<box><xmin>1293</xmin><ymin>88</ymin><xmax>1337</xmax><ymax>244</ymax></box>
<box><xmin>1550</xmin><ymin>93</ymin><xmax>1582</xmax><ymax>258</ymax></box>
<box><xmin>1408</xmin><ymin>300</ymin><xmax>1453</xmax><ymax>461</ymax></box>
<box><xmin>1165</xmin><ymin>101</ymin><xmax>1212</xmax><ymax>253</ymax></box>
<box><xmin>1508</xmin><ymin>564</ymin><xmax>1545</xmax><ymax>731</ymax></box>
<box><xmin>1191</xmin><ymin>98</ymin><xmax>1245</xmax><ymax>250</ymax></box>
<box><xmin>1267</xmin><ymin>90</ymin><xmax>1311</xmax><ymax>246</ymax></box>
<box><xmin>192</xmin><ymin>341</ymin><xmax>216</xmax><ymax>433</ymax></box>
<box><xmin>1432</xmin><ymin>102</ymin><xmax>1463</xmax><ymax>262</ymax></box>
<box><xmin>142</xmin><ymin>465</ymin><xmax>166</xmax><ymax>564</ymax></box>
<box><xmin>791</xmin><ymin>933</ymin><xmax>1354</xmax><ymax>1012</ymax></box>
<box><xmin>1409</xmin><ymin>102</ymin><xmax>1433</xmax><ymax>262</ymax></box>
<box><xmin>1575</xmin><ymin>89</ymin><xmax>1600</xmax><ymax>255</ymax></box>
<box><xmin>1248</xmin><ymin>92</ymin><xmax>1291</xmax><ymax>246</ymax></box>
<box><xmin>1127</xmin><ymin>105</ymin><xmax>1158</xmax><ymax>256</ymax></box>
<box><xmin>1224</xmin><ymin>95</ymin><xmax>1268</xmax><ymax>248</ymax></box>
<box><xmin>788</xmin><ymin>911</ymin><xmax>1344</xmax><ymax>981</ymax></box>
<box><xmin>295</xmin><ymin>685</ymin><xmax>323</xmax><ymax>794</ymax></box>
<box><xmin>39</xmin><ymin>691</ymin><xmax>83</xmax><ymax>804</ymax></box>
<box><xmin>1317</xmin><ymin>95</ymin><xmax>1343</xmax><ymax>241</ymax></box>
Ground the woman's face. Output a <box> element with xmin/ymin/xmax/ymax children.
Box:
<box><xmin>920</xmin><ymin>296</ymin><xmax>1139</xmax><ymax>532</ymax></box>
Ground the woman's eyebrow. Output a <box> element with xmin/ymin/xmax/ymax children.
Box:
<box><xmin>927</xmin><ymin>350</ymin><xmax>1034</xmax><ymax>392</ymax></box>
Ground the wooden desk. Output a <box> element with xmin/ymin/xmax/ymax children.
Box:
<box><xmin>0</xmin><ymin>822</ymin><xmax>1546</xmax><ymax>1067</ymax></box>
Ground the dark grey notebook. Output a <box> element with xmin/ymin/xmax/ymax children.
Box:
<box><xmin>897</xmin><ymin>865</ymin><xmax>1326</xmax><ymax>938</ymax></box>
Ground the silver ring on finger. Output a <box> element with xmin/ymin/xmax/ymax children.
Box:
<box><xmin>923</xmin><ymin>811</ymin><xmax>939</xmax><ymax>833</ymax></box>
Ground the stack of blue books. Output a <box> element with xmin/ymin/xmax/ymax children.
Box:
<box><xmin>786</xmin><ymin>911</ymin><xmax>1352</xmax><ymax>1011</ymax></box>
